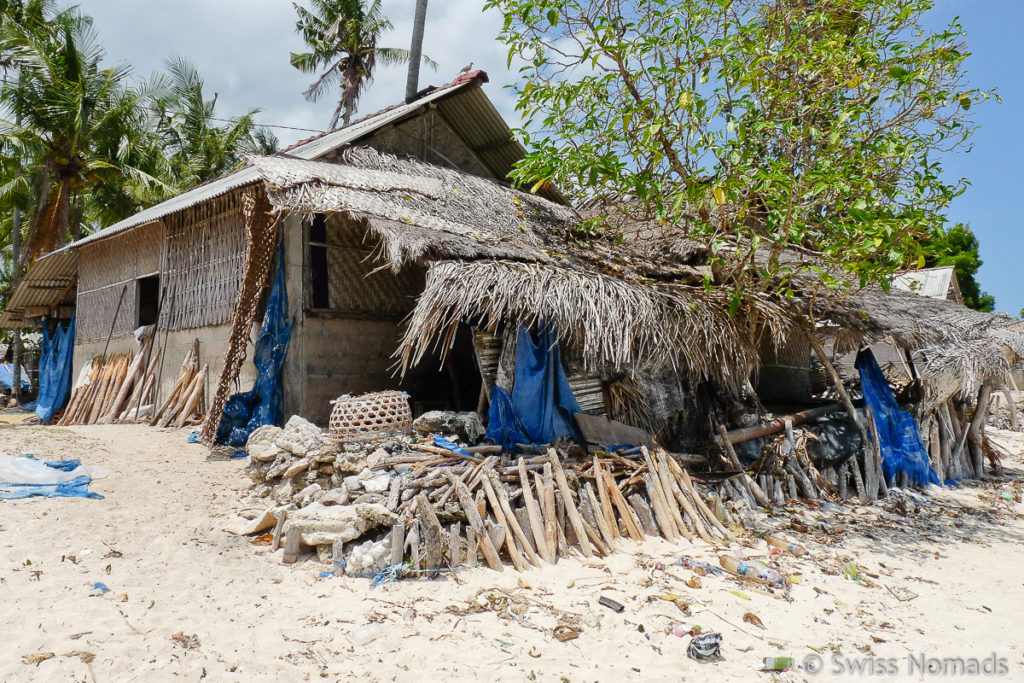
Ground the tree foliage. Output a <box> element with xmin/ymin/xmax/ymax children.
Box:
<box><xmin>290</xmin><ymin>0</ymin><xmax>435</xmax><ymax>128</ymax></box>
<box><xmin>0</xmin><ymin>2</ymin><xmax>276</xmax><ymax>272</ymax></box>
<box><xmin>921</xmin><ymin>223</ymin><xmax>994</xmax><ymax>312</ymax></box>
<box><xmin>486</xmin><ymin>0</ymin><xmax>992</xmax><ymax>298</ymax></box>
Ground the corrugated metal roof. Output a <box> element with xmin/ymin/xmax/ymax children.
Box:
<box><xmin>66</xmin><ymin>72</ymin><xmax>493</xmax><ymax>251</ymax></box>
<box><xmin>893</xmin><ymin>266</ymin><xmax>961</xmax><ymax>303</ymax></box>
<box><xmin>0</xmin><ymin>250</ymin><xmax>78</xmax><ymax>328</ymax></box>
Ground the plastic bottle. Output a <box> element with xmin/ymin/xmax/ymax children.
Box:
<box><xmin>718</xmin><ymin>554</ymin><xmax>785</xmax><ymax>587</ymax></box>
<box><xmin>763</xmin><ymin>657</ymin><xmax>794</xmax><ymax>671</ymax></box>
<box><xmin>766</xmin><ymin>535</ymin><xmax>806</xmax><ymax>556</ymax></box>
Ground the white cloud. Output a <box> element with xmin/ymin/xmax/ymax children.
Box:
<box><xmin>75</xmin><ymin>0</ymin><xmax>521</xmax><ymax>145</ymax></box>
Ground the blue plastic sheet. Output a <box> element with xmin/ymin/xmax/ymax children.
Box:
<box><xmin>35</xmin><ymin>314</ymin><xmax>76</xmax><ymax>423</ymax></box>
<box><xmin>0</xmin><ymin>475</ymin><xmax>103</xmax><ymax>500</ymax></box>
<box><xmin>0</xmin><ymin>362</ymin><xmax>30</xmax><ymax>393</ymax></box>
<box><xmin>856</xmin><ymin>348</ymin><xmax>939</xmax><ymax>487</ymax></box>
<box><xmin>216</xmin><ymin>242</ymin><xmax>293</xmax><ymax>445</ymax></box>
<box><xmin>433</xmin><ymin>434</ymin><xmax>471</xmax><ymax>457</ymax></box>
<box><xmin>485</xmin><ymin>324</ymin><xmax>582</xmax><ymax>451</ymax></box>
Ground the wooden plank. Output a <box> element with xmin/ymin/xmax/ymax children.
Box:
<box><xmin>628</xmin><ymin>494</ymin><xmax>659</xmax><ymax>536</ymax></box>
<box><xmin>446</xmin><ymin>472</ymin><xmax>502</xmax><ymax>571</ymax></box>
<box><xmin>574</xmin><ymin>413</ymin><xmax>654</xmax><ymax>448</ymax></box>
<box><xmin>534</xmin><ymin>470</ymin><xmax>558</xmax><ymax>563</ymax></box>
<box><xmin>487</xmin><ymin>471</ymin><xmax>542</xmax><ymax>568</ymax></box>
<box><xmin>481</xmin><ymin>474</ymin><xmax>528</xmax><ymax>571</ymax></box>
<box><xmin>547</xmin><ymin>449</ymin><xmax>593</xmax><ymax>557</ymax></box>
<box><xmin>415</xmin><ymin>493</ymin><xmax>445</xmax><ymax>571</ymax></box>
<box><xmin>518</xmin><ymin>458</ymin><xmax>553</xmax><ymax>563</ymax></box>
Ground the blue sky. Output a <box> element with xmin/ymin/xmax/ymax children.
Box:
<box><xmin>922</xmin><ymin>1</ymin><xmax>1024</xmax><ymax>316</ymax></box>
<box><xmin>76</xmin><ymin>1</ymin><xmax>1020</xmax><ymax>316</ymax></box>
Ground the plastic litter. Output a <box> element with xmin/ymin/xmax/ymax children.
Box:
<box><xmin>766</xmin><ymin>535</ymin><xmax>806</xmax><ymax>556</ymax></box>
<box><xmin>687</xmin><ymin>631</ymin><xmax>723</xmax><ymax>660</ymax></box>
<box><xmin>433</xmin><ymin>434</ymin><xmax>471</xmax><ymax>457</ymax></box>
<box><xmin>92</xmin><ymin>582</ymin><xmax>109</xmax><ymax>595</ymax></box>
<box><xmin>0</xmin><ymin>453</ymin><xmax>105</xmax><ymax>500</ymax></box>
<box><xmin>348</xmin><ymin>623</ymin><xmax>384</xmax><ymax>646</ymax></box>
<box><xmin>599</xmin><ymin>596</ymin><xmax>625</xmax><ymax>613</ymax></box>
<box><xmin>762</xmin><ymin>656</ymin><xmax>794</xmax><ymax>671</ymax></box>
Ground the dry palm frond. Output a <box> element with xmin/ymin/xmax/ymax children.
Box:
<box><xmin>396</xmin><ymin>259</ymin><xmax>794</xmax><ymax>390</ymax></box>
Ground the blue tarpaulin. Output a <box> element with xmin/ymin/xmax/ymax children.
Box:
<box><xmin>856</xmin><ymin>348</ymin><xmax>940</xmax><ymax>487</ymax></box>
<box><xmin>485</xmin><ymin>324</ymin><xmax>582</xmax><ymax>451</ymax></box>
<box><xmin>0</xmin><ymin>362</ymin><xmax>30</xmax><ymax>393</ymax></box>
<box><xmin>216</xmin><ymin>242</ymin><xmax>293</xmax><ymax>446</ymax></box>
<box><xmin>0</xmin><ymin>453</ymin><xmax>103</xmax><ymax>500</ymax></box>
<box><xmin>35</xmin><ymin>314</ymin><xmax>76</xmax><ymax>423</ymax></box>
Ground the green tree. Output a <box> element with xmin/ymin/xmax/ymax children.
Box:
<box><xmin>0</xmin><ymin>8</ymin><xmax>170</xmax><ymax>267</ymax></box>
<box><xmin>149</xmin><ymin>56</ymin><xmax>278</xmax><ymax>190</ymax></box>
<box><xmin>486</xmin><ymin>0</ymin><xmax>992</xmax><ymax>299</ymax></box>
<box><xmin>290</xmin><ymin>0</ymin><xmax>435</xmax><ymax>128</ymax></box>
<box><xmin>921</xmin><ymin>224</ymin><xmax>994</xmax><ymax>311</ymax></box>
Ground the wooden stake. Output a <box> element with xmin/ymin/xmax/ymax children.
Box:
<box><xmin>547</xmin><ymin>449</ymin><xmax>593</xmax><ymax>557</ymax></box>
<box><xmin>487</xmin><ymin>471</ymin><xmax>542</xmax><ymax>568</ymax></box>
<box><xmin>446</xmin><ymin>473</ymin><xmax>502</xmax><ymax>571</ymax></box>
<box><xmin>519</xmin><ymin>458</ymin><xmax>553</xmax><ymax>563</ymax></box>
<box><xmin>481</xmin><ymin>473</ymin><xmax>528</xmax><ymax>571</ymax></box>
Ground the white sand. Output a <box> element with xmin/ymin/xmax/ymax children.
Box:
<box><xmin>2</xmin><ymin>423</ymin><xmax>1023</xmax><ymax>681</ymax></box>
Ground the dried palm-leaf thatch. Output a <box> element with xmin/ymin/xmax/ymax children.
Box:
<box><xmin>397</xmin><ymin>259</ymin><xmax>794</xmax><ymax>388</ymax></box>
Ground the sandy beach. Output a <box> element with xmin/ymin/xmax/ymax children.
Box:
<box><xmin>1</xmin><ymin>423</ymin><xmax>1023</xmax><ymax>682</ymax></box>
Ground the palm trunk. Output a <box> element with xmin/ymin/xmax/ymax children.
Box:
<box><xmin>405</xmin><ymin>0</ymin><xmax>430</xmax><ymax>100</ymax></box>
<box><xmin>11</xmin><ymin>206</ymin><xmax>23</xmax><ymax>404</ymax></box>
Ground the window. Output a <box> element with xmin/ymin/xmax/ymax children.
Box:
<box><xmin>136</xmin><ymin>275</ymin><xmax>160</xmax><ymax>327</ymax></box>
<box><xmin>308</xmin><ymin>214</ymin><xmax>329</xmax><ymax>309</ymax></box>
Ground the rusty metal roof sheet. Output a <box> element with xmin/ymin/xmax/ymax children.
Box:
<box><xmin>0</xmin><ymin>250</ymin><xmax>78</xmax><ymax>328</ymax></box>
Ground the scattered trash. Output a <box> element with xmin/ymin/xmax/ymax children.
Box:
<box><xmin>678</xmin><ymin>557</ymin><xmax>722</xmax><ymax>575</ymax></box>
<box><xmin>841</xmin><ymin>562</ymin><xmax>861</xmax><ymax>582</ymax></box>
<box><xmin>742</xmin><ymin>612</ymin><xmax>765</xmax><ymax>629</ymax></box>
<box><xmin>171</xmin><ymin>631</ymin><xmax>201</xmax><ymax>649</ymax></box>
<box><xmin>92</xmin><ymin>582</ymin><xmax>109</xmax><ymax>595</ymax></box>
<box><xmin>187</xmin><ymin>432</ymin><xmax>201</xmax><ymax>444</ymax></box>
<box><xmin>766</xmin><ymin>535</ymin><xmax>806</xmax><ymax>556</ymax></box>
<box><xmin>719</xmin><ymin>554</ymin><xmax>785</xmax><ymax>586</ymax></box>
<box><xmin>348</xmin><ymin>623</ymin><xmax>384</xmax><ymax>646</ymax></box>
<box><xmin>553</xmin><ymin>625</ymin><xmax>580</xmax><ymax>642</ymax></box>
<box><xmin>22</xmin><ymin>652</ymin><xmax>55</xmax><ymax>666</ymax></box>
<box><xmin>599</xmin><ymin>596</ymin><xmax>625</xmax><ymax>613</ymax></box>
<box><xmin>762</xmin><ymin>656</ymin><xmax>794</xmax><ymax>671</ymax></box>
<box><xmin>63</xmin><ymin>650</ymin><xmax>95</xmax><ymax>664</ymax></box>
<box><xmin>687</xmin><ymin>631</ymin><xmax>723</xmax><ymax>661</ymax></box>
<box><xmin>230</xmin><ymin>450</ymin><xmax>248</xmax><ymax>459</ymax></box>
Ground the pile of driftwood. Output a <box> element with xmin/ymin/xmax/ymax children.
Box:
<box><xmin>59</xmin><ymin>338</ymin><xmax>208</xmax><ymax>428</ymax></box>
<box><xmin>380</xmin><ymin>446</ymin><xmax>731</xmax><ymax>572</ymax></box>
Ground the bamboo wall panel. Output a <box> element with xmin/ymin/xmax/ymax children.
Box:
<box><xmin>77</xmin><ymin>223</ymin><xmax>164</xmax><ymax>342</ymax></box>
<box><xmin>319</xmin><ymin>215</ymin><xmax>423</xmax><ymax>315</ymax></box>
<box><xmin>161</xmin><ymin>191</ymin><xmax>247</xmax><ymax>331</ymax></box>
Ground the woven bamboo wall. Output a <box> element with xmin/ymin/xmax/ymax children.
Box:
<box><xmin>76</xmin><ymin>222</ymin><xmax>164</xmax><ymax>343</ymax></box>
<box><xmin>315</xmin><ymin>215</ymin><xmax>423</xmax><ymax>315</ymax></box>
<box><xmin>160</xmin><ymin>190</ymin><xmax>248</xmax><ymax>330</ymax></box>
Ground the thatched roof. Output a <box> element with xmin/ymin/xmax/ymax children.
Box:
<box><xmin>251</xmin><ymin>149</ymin><xmax>794</xmax><ymax>388</ymax></box>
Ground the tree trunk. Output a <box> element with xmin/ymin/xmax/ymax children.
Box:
<box><xmin>11</xmin><ymin>206</ymin><xmax>23</xmax><ymax>403</ymax></box>
<box><xmin>405</xmin><ymin>0</ymin><xmax>429</xmax><ymax>100</ymax></box>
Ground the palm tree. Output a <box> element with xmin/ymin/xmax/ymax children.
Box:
<box><xmin>290</xmin><ymin>0</ymin><xmax>435</xmax><ymax>128</ymax></box>
<box><xmin>149</xmin><ymin>56</ymin><xmax>278</xmax><ymax>189</ymax></box>
<box><xmin>0</xmin><ymin>10</ymin><xmax>171</xmax><ymax>268</ymax></box>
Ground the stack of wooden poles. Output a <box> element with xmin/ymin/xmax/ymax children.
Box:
<box><xmin>149</xmin><ymin>341</ymin><xmax>208</xmax><ymax>429</ymax></box>
<box><xmin>385</xmin><ymin>446</ymin><xmax>732</xmax><ymax>573</ymax></box>
<box><xmin>60</xmin><ymin>337</ymin><xmax>161</xmax><ymax>425</ymax></box>
<box><xmin>59</xmin><ymin>338</ymin><xmax>208</xmax><ymax>428</ymax></box>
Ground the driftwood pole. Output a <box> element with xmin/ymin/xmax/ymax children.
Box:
<box><xmin>811</xmin><ymin>340</ymin><xmax>870</xmax><ymax>502</ymax></box>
